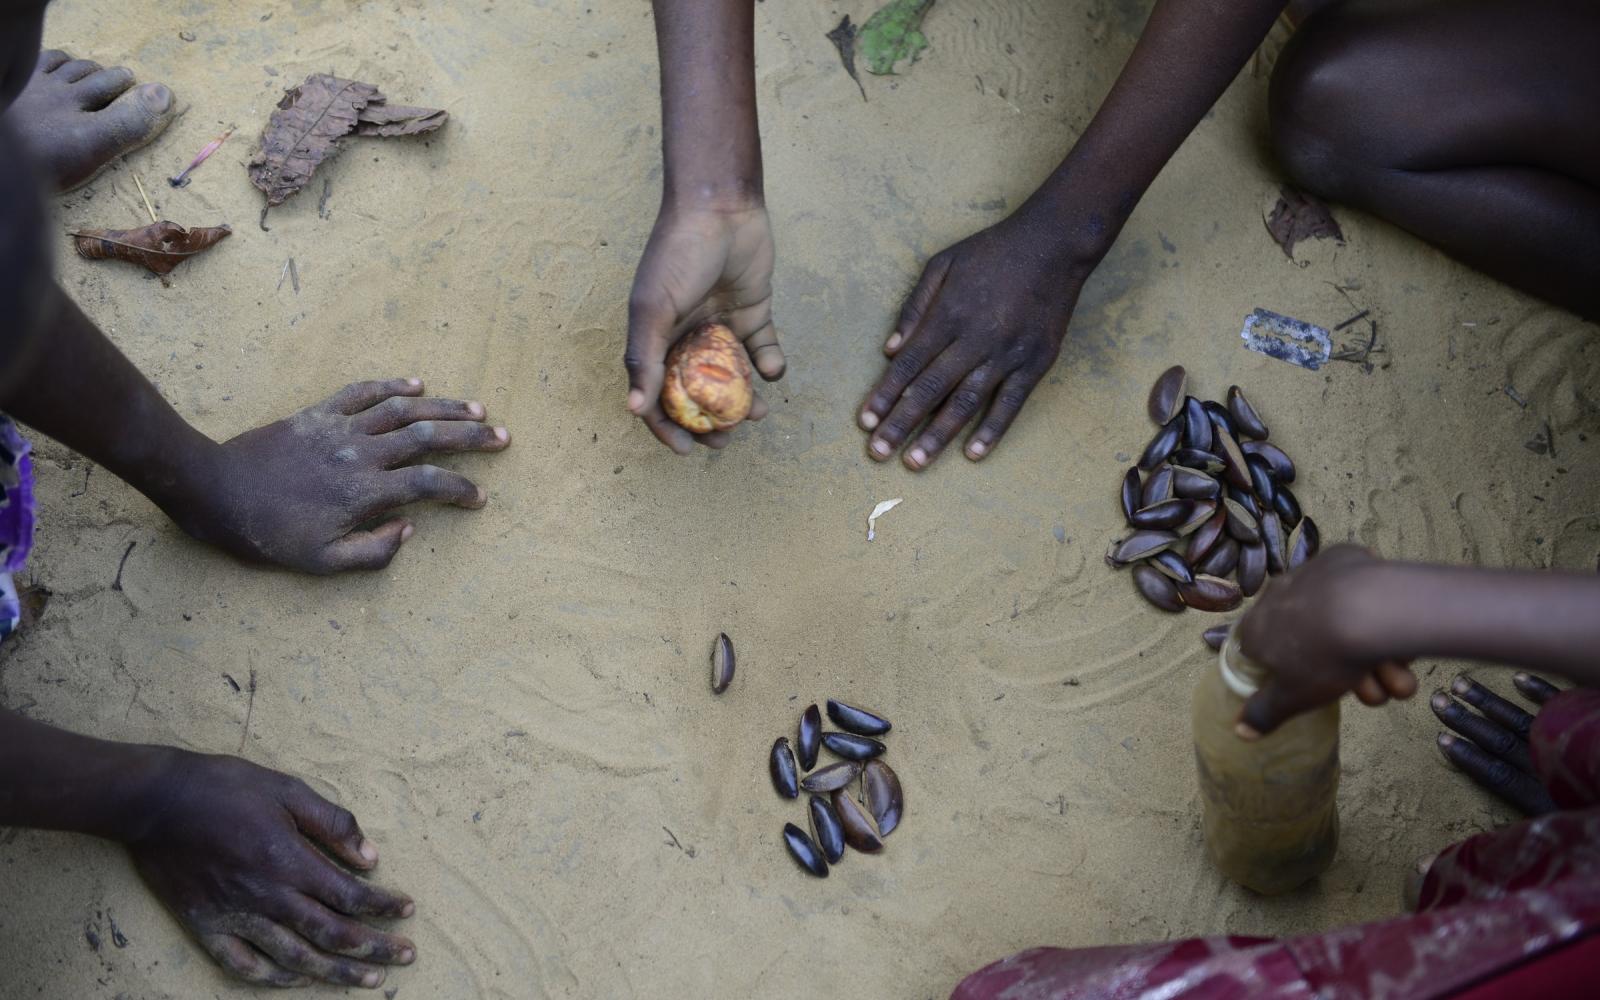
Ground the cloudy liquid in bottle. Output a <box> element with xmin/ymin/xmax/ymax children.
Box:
<box><xmin>1193</xmin><ymin>634</ymin><xmax>1340</xmax><ymax>894</ymax></box>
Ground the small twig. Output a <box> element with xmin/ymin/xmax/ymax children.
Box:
<box><xmin>276</xmin><ymin>258</ymin><xmax>291</xmax><ymax>291</ymax></box>
<box><xmin>238</xmin><ymin>667</ymin><xmax>258</xmax><ymax>752</ymax></box>
<box><xmin>168</xmin><ymin>125</ymin><xmax>233</xmax><ymax>187</ymax></box>
<box><xmin>317</xmin><ymin>178</ymin><xmax>333</xmax><ymax>219</ymax></box>
<box><xmin>111</xmin><ymin>540</ymin><xmax>136</xmax><ymax>591</ymax></box>
<box><xmin>288</xmin><ymin>257</ymin><xmax>300</xmax><ymax>294</ymax></box>
<box><xmin>1505</xmin><ymin>385</ymin><xmax>1529</xmax><ymax>409</ymax></box>
<box><xmin>133</xmin><ymin>175</ymin><xmax>158</xmax><ymax>224</ymax></box>
<box><xmin>1333</xmin><ymin>309</ymin><xmax>1370</xmax><ymax>331</ymax></box>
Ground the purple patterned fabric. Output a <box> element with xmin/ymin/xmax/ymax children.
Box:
<box><xmin>953</xmin><ymin>689</ymin><xmax>1600</xmax><ymax>1000</ymax></box>
<box><xmin>0</xmin><ymin>415</ymin><xmax>34</xmax><ymax>640</ymax></box>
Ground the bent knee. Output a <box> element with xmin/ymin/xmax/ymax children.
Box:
<box><xmin>1268</xmin><ymin>7</ymin><xmax>1391</xmax><ymax>198</ymax></box>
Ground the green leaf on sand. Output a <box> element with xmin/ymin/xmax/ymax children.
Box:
<box><xmin>860</xmin><ymin>0</ymin><xmax>934</xmax><ymax>76</ymax></box>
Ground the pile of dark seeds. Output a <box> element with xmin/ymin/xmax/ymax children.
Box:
<box><xmin>1107</xmin><ymin>366</ymin><xmax>1320</xmax><ymax>621</ymax></box>
<box><xmin>770</xmin><ymin>700</ymin><xmax>902</xmax><ymax>878</ymax></box>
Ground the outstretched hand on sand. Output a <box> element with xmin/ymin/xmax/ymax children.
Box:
<box><xmin>172</xmin><ymin>379</ymin><xmax>510</xmax><ymax>574</ymax></box>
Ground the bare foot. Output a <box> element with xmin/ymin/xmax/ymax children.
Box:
<box><xmin>1</xmin><ymin>49</ymin><xmax>175</xmax><ymax>193</ymax></box>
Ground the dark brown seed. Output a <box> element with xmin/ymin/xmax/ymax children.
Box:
<box><xmin>1147</xmin><ymin>365</ymin><xmax>1187</xmax><ymax>425</ymax></box>
<box><xmin>711</xmin><ymin>633</ymin><xmax>735</xmax><ymax>694</ymax></box>
<box><xmin>826</xmin><ymin>700</ymin><xmax>891</xmax><ymax>737</ymax></box>
<box><xmin>1177</xmin><ymin>574</ymin><xmax>1244</xmax><ymax>612</ymax></box>
<box><xmin>1176</xmin><ymin>499</ymin><xmax>1218</xmax><ymax>536</ymax></box>
<box><xmin>822</xmin><ymin>732</ymin><xmax>885</xmax><ymax>761</ymax></box>
<box><xmin>1273</xmin><ymin>485</ymin><xmax>1302</xmax><ymax>527</ymax></box>
<box><xmin>1182</xmin><ymin>396</ymin><xmax>1213</xmax><ymax>454</ymax></box>
<box><xmin>798</xmin><ymin>704</ymin><xmax>822</xmax><ymax>770</ymax></box>
<box><xmin>1228</xmin><ymin>386</ymin><xmax>1269</xmax><ymax>440</ymax></box>
<box><xmin>1186</xmin><ymin>508</ymin><xmax>1226</xmax><ymax>563</ymax></box>
<box><xmin>1223</xmin><ymin>498</ymin><xmax>1261</xmax><ymax>544</ymax></box>
<box><xmin>783</xmin><ymin>822</ymin><xmax>829</xmax><ymax>877</ymax></box>
<box><xmin>801</xmin><ymin>760</ymin><xmax>862</xmax><ymax>793</ymax></box>
<box><xmin>1173</xmin><ymin>448</ymin><xmax>1225</xmax><ymax>474</ymax></box>
<box><xmin>1120</xmin><ymin>467</ymin><xmax>1142</xmax><ymax>521</ymax></box>
<box><xmin>1202</xmin><ymin>624</ymin><xmax>1232</xmax><ymax>651</ymax></box>
<box><xmin>1202</xmin><ymin>400</ymin><xmax>1238</xmax><ymax>441</ymax></box>
<box><xmin>1150</xmin><ymin>549</ymin><xmax>1195</xmax><ymax>584</ymax></box>
<box><xmin>1288</xmin><ymin>516</ymin><xmax>1321</xmax><ymax>568</ymax></box>
<box><xmin>1238</xmin><ymin>541</ymin><xmax>1267</xmax><ymax>596</ymax></box>
<box><xmin>1241</xmin><ymin>441</ymin><xmax>1295</xmax><ymax>483</ymax></box>
<box><xmin>1130</xmin><ymin>498</ymin><xmax>1195</xmax><ymax>530</ymax></box>
<box><xmin>1261</xmin><ymin>510</ymin><xmax>1287</xmax><ymax>574</ymax></box>
<box><xmin>1246</xmin><ymin>456</ymin><xmax>1277</xmax><ymax>507</ymax></box>
<box><xmin>770</xmin><ymin>738</ymin><xmax>799</xmax><ymax>799</ymax></box>
<box><xmin>1106</xmin><ymin>530</ymin><xmax>1179</xmax><ymax>567</ymax></box>
<box><xmin>1133</xmin><ymin>564</ymin><xmax>1184</xmax><ymax>612</ymax></box>
<box><xmin>809</xmin><ymin>795</ymin><xmax>846</xmax><ymax>863</ymax></box>
<box><xmin>1170</xmin><ymin>466</ymin><xmax>1221</xmax><ymax>500</ymax></box>
<box><xmin>1194</xmin><ymin>535</ymin><xmax>1240</xmax><ymax>577</ymax></box>
<box><xmin>1138</xmin><ymin>416</ymin><xmax>1183</xmax><ymax>470</ymax></box>
<box><xmin>863</xmin><ymin>760</ymin><xmax>903</xmax><ymax>838</ymax></box>
<box><xmin>832</xmin><ymin>789</ymin><xmax>884</xmax><ymax>853</ymax></box>
<box><xmin>1140</xmin><ymin>466</ymin><xmax>1174</xmax><ymax>509</ymax></box>
<box><xmin>1228</xmin><ymin>484</ymin><xmax>1261</xmax><ymax>520</ymax></box>
<box><xmin>1215</xmin><ymin>430</ymin><xmax>1252</xmax><ymax>491</ymax></box>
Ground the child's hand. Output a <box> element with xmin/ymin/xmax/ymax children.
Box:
<box><xmin>625</xmin><ymin>203</ymin><xmax>783</xmax><ymax>453</ymax></box>
<box><xmin>174</xmin><ymin>379</ymin><xmax>509</xmax><ymax>574</ymax></box>
<box><xmin>125</xmin><ymin>750</ymin><xmax>414</xmax><ymax>988</ymax></box>
<box><xmin>1431</xmin><ymin>673</ymin><xmax>1559</xmax><ymax>815</ymax></box>
<box><xmin>1233</xmin><ymin>544</ymin><xmax>1419</xmax><ymax>738</ymax></box>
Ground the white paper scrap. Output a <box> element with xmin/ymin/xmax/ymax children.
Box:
<box><xmin>867</xmin><ymin>498</ymin><xmax>903</xmax><ymax>541</ymax></box>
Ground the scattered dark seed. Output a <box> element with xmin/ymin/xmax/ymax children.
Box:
<box><xmin>1238</xmin><ymin>540</ymin><xmax>1267</xmax><ymax>596</ymax></box>
<box><xmin>1228</xmin><ymin>484</ymin><xmax>1261</xmax><ymax>520</ymax></box>
<box><xmin>1130</xmin><ymin>498</ymin><xmax>1196</xmax><ymax>530</ymax></box>
<box><xmin>1106</xmin><ymin>530</ymin><xmax>1179</xmax><ymax>567</ymax></box>
<box><xmin>826</xmin><ymin>700</ymin><xmax>891</xmax><ymax>737</ymax></box>
<box><xmin>1202</xmin><ymin>400</ymin><xmax>1238</xmax><ymax>442</ymax></box>
<box><xmin>863</xmin><ymin>760</ymin><xmax>903</xmax><ymax>837</ymax></box>
<box><xmin>1138</xmin><ymin>415</ymin><xmax>1183</xmax><ymax>470</ymax></box>
<box><xmin>783</xmin><ymin>822</ymin><xmax>829</xmax><ymax>876</ymax></box>
<box><xmin>710</xmin><ymin>633</ymin><xmax>735</xmax><ymax>694</ymax></box>
<box><xmin>1173</xmin><ymin>448</ymin><xmax>1225</xmax><ymax>474</ymax></box>
<box><xmin>1140</xmin><ymin>466</ymin><xmax>1174</xmax><ymax>508</ymax></box>
<box><xmin>802</xmin><ymin>760</ymin><xmax>862</xmax><ymax>793</ymax></box>
<box><xmin>1121</xmin><ymin>467</ymin><xmax>1142</xmax><ymax>521</ymax></box>
<box><xmin>1227</xmin><ymin>386</ymin><xmax>1269</xmax><ymax>440</ymax></box>
<box><xmin>798</xmin><ymin>704</ymin><xmax>822</xmax><ymax>770</ymax></box>
<box><xmin>1186</xmin><ymin>508</ymin><xmax>1226</xmax><ymax>564</ymax></box>
<box><xmin>770</xmin><ymin>737</ymin><xmax>799</xmax><ymax>798</ymax></box>
<box><xmin>832</xmin><ymin>789</ymin><xmax>884</xmax><ymax>853</ymax></box>
<box><xmin>1177</xmin><ymin>574</ymin><xmax>1244</xmax><ymax>612</ymax></box>
<box><xmin>1147</xmin><ymin>365</ymin><xmax>1187</xmax><ymax>425</ymax></box>
<box><xmin>822</xmin><ymin>732</ymin><xmax>886</xmax><ymax>761</ymax></box>
<box><xmin>1215</xmin><ymin>431</ymin><xmax>1252</xmax><ymax>490</ymax></box>
<box><xmin>1223</xmin><ymin>498</ymin><xmax>1262</xmax><ymax>544</ymax></box>
<box><xmin>1170</xmin><ymin>466</ymin><xmax>1220</xmax><ymax>500</ymax></box>
<box><xmin>1272</xmin><ymin>484</ymin><xmax>1302</xmax><ymax>527</ymax></box>
<box><xmin>1240</xmin><ymin>441</ymin><xmax>1295</xmax><ymax>483</ymax></box>
<box><xmin>1288</xmin><ymin>516</ymin><xmax>1320</xmax><ymax>568</ymax></box>
<box><xmin>1182</xmin><ymin>396</ymin><xmax>1213</xmax><ymax>453</ymax></box>
<box><xmin>1150</xmin><ymin>549</ymin><xmax>1195</xmax><ymax>584</ymax></box>
<box><xmin>1261</xmin><ymin>510</ymin><xmax>1287</xmax><ymax>574</ymax></box>
<box><xmin>1176</xmin><ymin>499</ymin><xmax>1218</xmax><ymax>536</ymax></box>
<box><xmin>1246</xmin><ymin>456</ymin><xmax>1277</xmax><ymax>508</ymax></box>
<box><xmin>1133</xmin><ymin>564</ymin><xmax>1184</xmax><ymax>612</ymax></box>
<box><xmin>1194</xmin><ymin>535</ymin><xmax>1240</xmax><ymax>577</ymax></box>
<box><xmin>809</xmin><ymin>795</ymin><xmax>846</xmax><ymax>863</ymax></box>
<box><xmin>1202</xmin><ymin>624</ymin><xmax>1232</xmax><ymax>651</ymax></box>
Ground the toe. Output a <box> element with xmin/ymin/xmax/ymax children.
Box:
<box><xmin>73</xmin><ymin>66</ymin><xmax>136</xmax><ymax>110</ymax></box>
<box><xmin>54</xmin><ymin>83</ymin><xmax>176</xmax><ymax>193</ymax></box>
<box><xmin>57</xmin><ymin>58</ymin><xmax>102</xmax><ymax>83</ymax></box>
<box><xmin>37</xmin><ymin>50</ymin><xmax>70</xmax><ymax>74</ymax></box>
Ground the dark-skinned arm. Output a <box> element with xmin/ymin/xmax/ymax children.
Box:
<box><xmin>625</xmin><ymin>0</ymin><xmax>786</xmax><ymax>454</ymax></box>
<box><xmin>862</xmin><ymin>0</ymin><xmax>1289</xmax><ymax>468</ymax></box>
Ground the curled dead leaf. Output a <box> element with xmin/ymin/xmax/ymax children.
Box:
<box><xmin>70</xmin><ymin>221</ymin><xmax>232</xmax><ymax>276</ymax></box>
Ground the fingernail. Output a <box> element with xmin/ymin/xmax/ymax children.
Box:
<box><xmin>1234</xmin><ymin>722</ymin><xmax>1261</xmax><ymax>741</ymax></box>
<box><xmin>467</xmin><ymin>401</ymin><xmax>485</xmax><ymax>419</ymax></box>
<box><xmin>967</xmin><ymin>440</ymin><xmax>988</xmax><ymax>458</ymax></box>
<box><xmin>860</xmin><ymin>410</ymin><xmax>880</xmax><ymax>431</ymax></box>
<box><xmin>359</xmin><ymin>838</ymin><xmax>379</xmax><ymax>863</ymax></box>
<box><xmin>407</xmin><ymin>377</ymin><xmax>423</xmax><ymax>388</ymax></box>
<box><xmin>885</xmin><ymin>332</ymin><xmax>903</xmax><ymax>352</ymax></box>
<box><xmin>362</xmin><ymin>971</ymin><xmax>382</xmax><ymax>989</ymax></box>
<box><xmin>401</xmin><ymin>901</ymin><xmax>416</xmax><ymax>917</ymax></box>
<box><xmin>399</xmin><ymin>948</ymin><xmax>416</xmax><ymax>964</ymax></box>
<box><xmin>1451</xmin><ymin>676</ymin><xmax>1472</xmax><ymax>696</ymax></box>
<box><xmin>871</xmin><ymin>439</ymin><xmax>891</xmax><ymax>458</ymax></box>
<box><xmin>1437</xmin><ymin>733</ymin><xmax>1456</xmax><ymax>748</ymax></box>
<box><xmin>400</xmin><ymin>523</ymin><xmax>414</xmax><ymax>541</ymax></box>
<box><xmin>476</xmin><ymin>486</ymin><xmax>487</xmax><ymax>505</ymax></box>
<box><xmin>494</xmin><ymin>426</ymin><xmax>509</xmax><ymax>443</ymax></box>
<box><xmin>908</xmin><ymin>447</ymin><xmax>927</xmax><ymax>467</ymax></box>
<box><xmin>627</xmin><ymin>389</ymin><xmax>646</xmax><ymax>413</ymax></box>
<box><xmin>1430</xmin><ymin>692</ymin><xmax>1451</xmax><ymax>712</ymax></box>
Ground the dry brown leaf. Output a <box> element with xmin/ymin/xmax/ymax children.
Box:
<box><xmin>249</xmin><ymin>75</ymin><xmax>381</xmax><ymax>213</ymax></box>
<box><xmin>1264</xmin><ymin>186</ymin><xmax>1345</xmax><ymax>259</ymax></box>
<box><xmin>354</xmin><ymin>103</ymin><xmax>448</xmax><ymax>137</ymax></box>
<box><xmin>70</xmin><ymin>221</ymin><xmax>232</xmax><ymax>276</ymax></box>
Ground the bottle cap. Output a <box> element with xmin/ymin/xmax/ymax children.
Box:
<box><xmin>1218</xmin><ymin>635</ymin><xmax>1266</xmax><ymax>698</ymax></box>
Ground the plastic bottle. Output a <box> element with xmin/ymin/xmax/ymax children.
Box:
<box><xmin>1193</xmin><ymin>633</ymin><xmax>1340</xmax><ymax>894</ymax></box>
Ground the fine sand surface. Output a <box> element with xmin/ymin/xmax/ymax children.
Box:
<box><xmin>3</xmin><ymin>1</ymin><xmax>1598</xmax><ymax>997</ymax></box>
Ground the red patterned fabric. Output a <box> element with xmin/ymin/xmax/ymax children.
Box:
<box><xmin>952</xmin><ymin>690</ymin><xmax>1600</xmax><ymax>1000</ymax></box>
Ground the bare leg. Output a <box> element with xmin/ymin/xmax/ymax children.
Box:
<box><xmin>1270</xmin><ymin>0</ymin><xmax>1600</xmax><ymax>318</ymax></box>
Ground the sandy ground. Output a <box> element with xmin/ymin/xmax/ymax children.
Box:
<box><xmin>2</xmin><ymin>0</ymin><xmax>1598</xmax><ymax>997</ymax></box>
